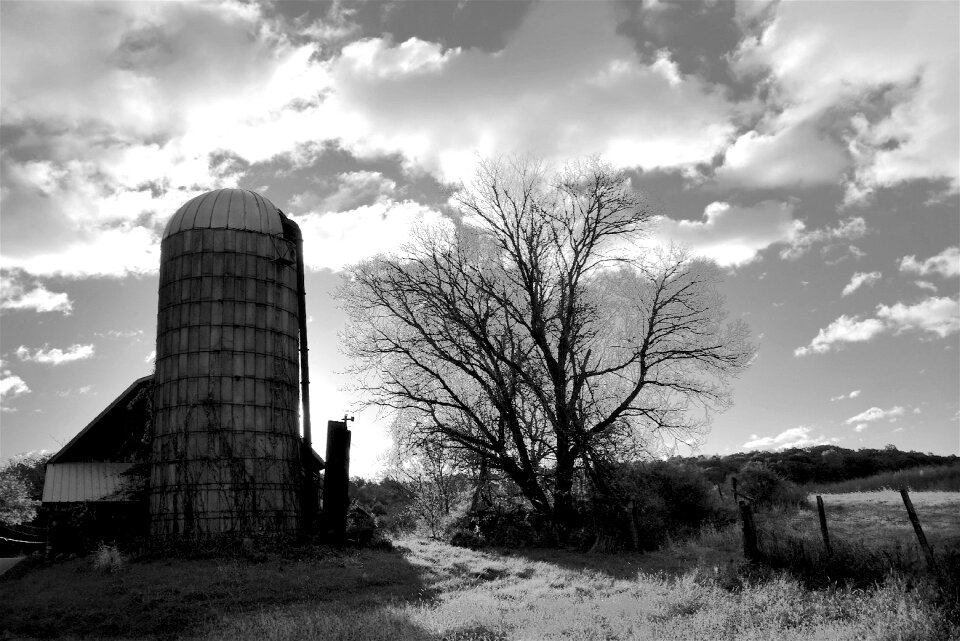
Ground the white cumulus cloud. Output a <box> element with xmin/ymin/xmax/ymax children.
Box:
<box><xmin>830</xmin><ymin>390</ymin><xmax>861</xmax><ymax>401</ymax></box>
<box><xmin>876</xmin><ymin>296</ymin><xmax>960</xmax><ymax>338</ymax></box>
<box><xmin>0</xmin><ymin>273</ymin><xmax>73</xmax><ymax>314</ymax></box>
<box><xmin>780</xmin><ymin>217</ymin><xmax>867</xmax><ymax>261</ymax></box>
<box><xmin>845</xmin><ymin>406</ymin><xmax>905</xmax><ymax>424</ymax></box>
<box><xmin>796</xmin><ymin>296</ymin><xmax>959</xmax><ymax>355</ymax></box>
<box><xmin>0</xmin><ymin>369</ymin><xmax>31</xmax><ymax>403</ymax></box>
<box><xmin>899</xmin><ymin>247</ymin><xmax>960</xmax><ymax>279</ymax></box>
<box><xmin>743</xmin><ymin>426</ymin><xmax>837</xmax><ymax>451</ymax></box>
<box><xmin>794</xmin><ymin>315</ymin><xmax>885</xmax><ymax>356</ymax></box>
<box><xmin>16</xmin><ymin>343</ymin><xmax>95</xmax><ymax>366</ymax></box>
<box><xmin>655</xmin><ymin>201</ymin><xmax>802</xmax><ymax>267</ymax></box>
<box><xmin>293</xmin><ymin>200</ymin><xmax>449</xmax><ymax>271</ymax></box>
<box><xmin>842</xmin><ymin>271</ymin><xmax>881</xmax><ymax>296</ymax></box>
<box><xmin>734</xmin><ymin>2</ymin><xmax>958</xmax><ymax>198</ymax></box>
<box><xmin>716</xmin><ymin>119</ymin><xmax>850</xmax><ymax>189</ymax></box>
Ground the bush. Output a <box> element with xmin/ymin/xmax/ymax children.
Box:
<box><xmin>611</xmin><ymin>461</ymin><xmax>733</xmax><ymax>550</ymax></box>
<box><xmin>91</xmin><ymin>543</ymin><xmax>124</xmax><ymax>573</ymax></box>
<box><xmin>736</xmin><ymin>462</ymin><xmax>808</xmax><ymax>510</ymax></box>
<box><xmin>446</xmin><ymin>505</ymin><xmax>563</xmax><ymax>549</ymax></box>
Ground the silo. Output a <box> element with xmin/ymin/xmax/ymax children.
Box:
<box><xmin>150</xmin><ymin>188</ymin><xmax>305</xmax><ymax>538</ymax></box>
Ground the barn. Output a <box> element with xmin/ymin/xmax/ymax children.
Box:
<box><xmin>42</xmin><ymin>376</ymin><xmax>153</xmax><ymax>550</ymax></box>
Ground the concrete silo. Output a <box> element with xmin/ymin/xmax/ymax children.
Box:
<box><xmin>150</xmin><ymin>188</ymin><xmax>312</xmax><ymax>538</ymax></box>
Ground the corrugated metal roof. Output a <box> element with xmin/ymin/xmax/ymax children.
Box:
<box><xmin>42</xmin><ymin>462</ymin><xmax>134</xmax><ymax>503</ymax></box>
<box><xmin>162</xmin><ymin>189</ymin><xmax>283</xmax><ymax>238</ymax></box>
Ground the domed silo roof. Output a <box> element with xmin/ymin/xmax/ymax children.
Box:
<box><xmin>163</xmin><ymin>188</ymin><xmax>284</xmax><ymax>238</ymax></box>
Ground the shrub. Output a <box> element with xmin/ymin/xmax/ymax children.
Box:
<box><xmin>609</xmin><ymin>461</ymin><xmax>733</xmax><ymax>550</ymax></box>
<box><xmin>736</xmin><ymin>461</ymin><xmax>808</xmax><ymax>510</ymax></box>
<box><xmin>446</xmin><ymin>503</ymin><xmax>570</xmax><ymax>549</ymax></box>
<box><xmin>91</xmin><ymin>543</ymin><xmax>124</xmax><ymax>573</ymax></box>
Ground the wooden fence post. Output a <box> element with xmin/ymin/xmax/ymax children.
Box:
<box><xmin>739</xmin><ymin>500</ymin><xmax>759</xmax><ymax>561</ymax></box>
<box><xmin>626</xmin><ymin>500</ymin><xmax>640</xmax><ymax>551</ymax></box>
<box><xmin>731</xmin><ymin>477</ymin><xmax>739</xmax><ymax>504</ymax></box>
<box><xmin>816</xmin><ymin>495</ymin><xmax>832</xmax><ymax>557</ymax></box>
<box><xmin>900</xmin><ymin>488</ymin><xmax>936</xmax><ymax>571</ymax></box>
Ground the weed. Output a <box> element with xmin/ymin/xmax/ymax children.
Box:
<box><xmin>92</xmin><ymin>543</ymin><xmax>124</xmax><ymax>573</ymax></box>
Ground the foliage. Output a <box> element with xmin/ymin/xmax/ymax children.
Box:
<box><xmin>349</xmin><ymin>477</ymin><xmax>416</xmax><ymax>534</ymax></box>
<box><xmin>380</xmin><ymin>431</ymin><xmax>473</xmax><ymax>538</ymax></box>
<box><xmin>610</xmin><ymin>460</ymin><xmax>733</xmax><ymax>550</ymax></box>
<box><xmin>735</xmin><ymin>461</ymin><xmax>808</xmax><ymax>510</ymax></box>
<box><xmin>447</xmin><ymin>505</ymin><xmax>560</xmax><ymax>549</ymax></box>
<box><xmin>338</xmin><ymin>156</ymin><xmax>754</xmax><ymax>531</ymax></box>
<box><xmin>0</xmin><ymin>451</ymin><xmax>50</xmax><ymax>526</ymax></box>
<box><xmin>0</xmin><ymin>474</ymin><xmax>38</xmax><ymax>526</ymax></box>
<box><xmin>686</xmin><ymin>446</ymin><xmax>958</xmax><ymax>488</ymax></box>
<box><xmin>91</xmin><ymin>543</ymin><xmax>125</xmax><ymax>573</ymax></box>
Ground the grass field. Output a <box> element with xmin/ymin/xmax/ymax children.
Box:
<box><xmin>806</xmin><ymin>464</ymin><xmax>960</xmax><ymax>494</ymax></box>
<box><xmin>3</xmin><ymin>524</ymin><xmax>957</xmax><ymax>639</ymax></box>
<box><xmin>763</xmin><ymin>490</ymin><xmax>960</xmax><ymax>553</ymax></box>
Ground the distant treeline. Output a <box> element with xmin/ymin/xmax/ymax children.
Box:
<box><xmin>679</xmin><ymin>445</ymin><xmax>959</xmax><ymax>488</ymax></box>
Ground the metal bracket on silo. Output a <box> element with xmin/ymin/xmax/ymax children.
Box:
<box><xmin>323</xmin><ymin>418</ymin><xmax>352</xmax><ymax>543</ymax></box>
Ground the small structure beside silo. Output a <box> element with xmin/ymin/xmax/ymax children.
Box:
<box><xmin>42</xmin><ymin>376</ymin><xmax>153</xmax><ymax>550</ymax></box>
<box><xmin>150</xmin><ymin>188</ymin><xmax>317</xmax><ymax>538</ymax></box>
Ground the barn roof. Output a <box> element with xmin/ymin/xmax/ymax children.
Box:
<box><xmin>47</xmin><ymin>375</ymin><xmax>152</xmax><ymax>465</ymax></box>
<box><xmin>42</xmin><ymin>462</ymin><xmax>134</xmax><ymax>503</ymax></box>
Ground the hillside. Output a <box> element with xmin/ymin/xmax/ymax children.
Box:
<box><xmin>680</xmin><ymin>445</ymin><xmax>958</xmax><ymax>487</ymax></box>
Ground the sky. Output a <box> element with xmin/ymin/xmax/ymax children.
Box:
<box><xmin>1</xmin><ymin>0</ymin><xmax>958</xmax><ymax>476</ymax></box>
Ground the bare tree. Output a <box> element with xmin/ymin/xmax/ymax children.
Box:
<box><xmin>338</xmin><ymin>157</ymin><xmax>754</xmax><ymax>532</ymax></box>
<box><xmin>384</xmin><ymin>425</ymin><xmax>467</xmax><ymax>538</ymax></box>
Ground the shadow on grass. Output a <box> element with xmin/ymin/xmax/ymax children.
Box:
<box><xmin>0</xmin><ymin>545</ymin><xmax>441</xmax><ymax>640</ymax></box>
<box><xmin>496</xmin><ymin>534</ymin><xmax>743</xmax><ymax>582</ymax></box>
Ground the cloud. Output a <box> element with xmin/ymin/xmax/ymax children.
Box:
<box><xmin>779</xmin><ymin>217</ymin><xmax>867</xmax><ymax>260</ymax></box>
<box><xmin>0</xmin><ymin>2</ymin><xmax>747</xmax><ymax>278</ymax></box>
<box><xmin>0</xmin><ymin>272</ymin><xmax>73</xmax><ymax>314</ymax></box>
<box><xmin>796</xmin><ymin>296</ymin><xmax>959</xmax><ymax>355</ymax></box>
<box><xmin>0</xmin><ymin>2</ymin><xmax>326</xmax><ymax>278</ymax></box>
<box><xmin>292</xmin><ymin>171</ymin><xmax>398</xmax><ymax>214</ymax></box>
<box><xmin>716</xmin><ymin>119</ymin><xmax>850</xmax><ymax>189</ymax></box>
<box><xmin>743</xmin><ymin>426</ymin><xmax>837</xmax><ymax>451</ymax></box>
<box><xmin>145</xmin><ymin>350</ymin><xmax>156</xmax><ymax>365</ymax></box>
<box><xmin>876</xmin><ymin>296</ymin><xmax>960</xmax><ymax>338</ymax></box>
<box><xmin>853</xmin><ymin>423</ymin><xmax>868</xmax><ymax>433</ymax></box>
<box><xmin>56</xmin><ymin>385</ymin><xmax>93</xmax><ymax>398</ymax></box>
<box><xmin>794</xmin><ymin>315</ymin><xmax>885</xmax><ymax>356</ymax></box>
<box><xmin>317</xmin><ymin>3</ymin><xmax>739</xmax><ymax>182</ymax></box>
<box><xmin>830</xmin><ymin>390</ymin><xmax>861</xmax><ymax>401</ymax></box>
<box><xmin>655</xmin><ymin>201</ymin><xmax>801</xmax><ymax>267</ymax></box>
<box><xmin>845</xmin><ymin>406</ymin><xmax>905</xmax><ymax>424</ymax></box>
<box><xmin>293</xmin><ymin>200</ymin><xmax>449</xmax><ymax>271</ymax></box>
<box><xmin>914</xmin><ymin>280</ymin><xmax>938</xmax><ymax>293</ymax></box>
<box><xmin>899</xmin><ymin>247</ymin><xmax>960</xmax><ymax>279</ymax></box>
<box><xmin>15</xmin><ymin>344</ymin><xmax>95</xmax><ymax>366</ymax></box>
<box><xmin>735</xmin><ymin>2</ymin><xmax>958</xmax><ymax>197</ymax></box>
<box><xmin>841</xmin><ymin>271</ymin><xmax>881</xmax><ymax>296</ymax></box>
<box><xmin>0</xmin><ymin>369</ymin><xmax>31</xmax><ymax>403</ymax></box>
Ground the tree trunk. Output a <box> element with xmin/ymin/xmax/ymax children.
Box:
<box><xmin>552</xmin><ymin>456</ymin><xmax>576</xmax><ymax>542</ymax></box>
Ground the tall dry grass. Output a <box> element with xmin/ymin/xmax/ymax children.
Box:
<box><xmin>807</xmin><ymin>463</ymin><xmax>960</xmax><ymax>494</ymax></box>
